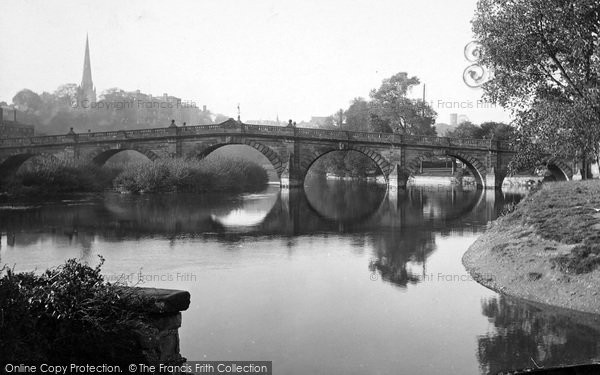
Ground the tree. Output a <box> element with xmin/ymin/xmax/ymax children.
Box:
<box><xmin>479</xmin><ymin>121</ymin><xmax>514</xmax><ymax>141</ymax></box>
<box><xmin>344</xmin><ymin>98</ymin><xmax>370</xmax><ymax>132</ymax></box>
<box><xmin>473</xmin><ymin>0</ymin><xmax>600</xmax><ymax>177</ymax></box>
<box><xmin>54</xmin><ymin>84</ymin><xmax>79</xmax><ymax>108</ymax></box>
<box><xmin>369</xmin><ymin>72</ymin><xmax>437</xmax><ymax>135</ymax></box>
<box><xmin>446</xmin><ymin>121</ymin><xmax>484</xmax><ymax>139</ymax></box>
<box><xmin>12</xmin><ymin>89</ymin><xmax>43</xmax><ymax>112</ymax></box>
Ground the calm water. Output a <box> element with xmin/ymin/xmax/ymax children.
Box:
<box><xmin>1</xmin><ymin>179</ymin><xmax>599</xmax><ymax>375</ymax></box>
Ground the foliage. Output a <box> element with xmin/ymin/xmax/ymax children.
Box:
<box><xmin>344</xmin><ymin>98</ymin><xmax>371</xmax><ymax>132</ymax></box>
<box><xmin>480</xmin><ymin>121</ymin><xmax>514</xmax><ymax>140</ymax></box>
<box><xmin>113</xmin><ymin>156</ymin><xmax>268</xmax><ymax>194</ymax></box>
<box><xmin>0</xmin><ymin>257</ymin><xmax>153</xmax><ymax>364</ymax></box>
<box><xmin>473</xmin><ymin>0</ymin><xmax>600</xmax><ymax>175</ymax></box>
<box><xmin>369</xmin><ymin>73</ymin><xmax>437</xmax><ymax>135</ymax></box>
<box><xmin>8</xmin><ymin>86</ymin><xmax>226</xmax><ymax>135</ymax></box>
<box><xmin>446</xmin><ymin>121</ymin><xmax>513</xmax><ymax>141</ymax></box>
<box><xmin>446</xmin><ymin>121</ymin><xmax>484</xmax><ymax>139</ymax></box>
<box><xmin>317</xmin><ymin>72</ymin><xmax>437</xmax><ymax>136</ymax></box>
<box><xmin>3</xmin><ymin>154</ymin><xmax>268</xmax><ymax>196</ymax></box>
<box><xmin>309</xmin><ymin>151</ymin><xmax>380</xmax><ymax>178</ymax></box>
<box><xmin>5</xmin><ymin>157</ymin><xmax>118</xmax><ymax>195</ymax></box>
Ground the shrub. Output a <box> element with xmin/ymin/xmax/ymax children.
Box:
<box><xmin>113</xmin><ymin>156</ymin><xmax>268</xmax><ymax>194</ymax></box>
<box><xmin>0</xmin><ymin>257</ymin><xmax>153</xmax><ymax>364</ymax></box>
<box><xmin>5</xmin><ymin>157</ymin><xmax>118</xmax><ymax>195</ymax></box>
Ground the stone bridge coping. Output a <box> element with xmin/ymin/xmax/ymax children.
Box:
<box><xmin>0</xmin><ymin>122</ymin><xmax>515</xmax><ymax>151</ymax></box>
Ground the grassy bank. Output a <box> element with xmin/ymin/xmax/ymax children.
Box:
<box><xmin>463</xmin><ymin>180</ymin><xmax>600</xmax><ymax>314</ymax></box>
<box><xmin>3</xmin><ymin>156</ymin><xmax>268</xmax><ymax>197</ymax></box>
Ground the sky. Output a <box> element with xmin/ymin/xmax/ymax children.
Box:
<box><xmin>0</xmin><ymin>0</ymin><xmax>510</xmax><ymax>125</ymax></box>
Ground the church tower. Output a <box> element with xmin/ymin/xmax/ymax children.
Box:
<box><xmin>78</xmin><ymin>34</ymin><xmax>96</xmax><ymax>104</ymax></box>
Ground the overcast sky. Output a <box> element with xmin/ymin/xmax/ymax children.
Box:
<box><xmin>0</xmin><ymin>0</ymin><xmax>510</xmax><ymax>124</ymax></box>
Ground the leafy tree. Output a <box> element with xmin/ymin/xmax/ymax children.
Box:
<box><xmin>369</xmin><ymin>113</ymin><xmax>393</xmax><ymax>133</ymax></box>
<box><xmin>54</xmin><ymin>84</ymin><xmax>79</xmax><ymax>108</ymax></box>
<box><xmin>12</xmin><ymin>89</ymin><xmax>43</xmax><ymax>112</ymax></box>
<box><xmin>446</xmin><ymin>121</ymin><xmax>484</xmax><ymax>139</ymax></box>
<box><xmin>344</xmin><ymin>98</ymin><xmax>370</xmax><ymax>132</ymax></box>
<box><xmin>369</xmin><ymin>72</ymin><xmax>437</xmax><ymax>135</ymax></box>
<box><xmin>473</xmin><ymin>0</ymin><xmax>600</xmax><ymax>177</ymax></box>
<box><xmin>480</xmin><ymin>121</ymin><xmax>514</xmax><ymax>141</ymax></box>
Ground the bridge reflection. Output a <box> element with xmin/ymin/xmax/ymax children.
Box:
<box><xmin>0</xmin><ymin>184</ymin><xmax>522</xmax><ymax>288</ymax></box>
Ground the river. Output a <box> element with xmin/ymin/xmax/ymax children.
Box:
<box><xmin>1</xmin><ymin>179</ymin><xmax>599</xmax><ymax>375</ymax></box>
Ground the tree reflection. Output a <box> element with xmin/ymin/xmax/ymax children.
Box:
<box><xmin>368</xmin><ymin>228</ymin><xmax>435</xmax><ymax>287</ymax></box>
<box><xmin>477</xmin><ymin>295</ymin><xmax>600</xmax><ymax>374</ymax></box>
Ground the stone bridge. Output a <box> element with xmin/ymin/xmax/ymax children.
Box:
<box><xmin>0</xmin><ymin>118</ymin><xmax>574</xmax><ymax>189</ymax></box>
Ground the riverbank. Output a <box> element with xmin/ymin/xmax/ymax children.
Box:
<box><xmin>463</xmin><ymin>180</ymin><xmax>600</xmax><ymax>315</ymax></box>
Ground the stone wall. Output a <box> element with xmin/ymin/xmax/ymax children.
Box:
<box><xmin>123</xmin><ymin>287</ymin><xmax>191</xmax><ymax>365</ymax></box>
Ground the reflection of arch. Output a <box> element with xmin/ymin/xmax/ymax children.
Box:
<box><xmin>304</xmin><ymin>180</ymin><xmax>387</xmax><ymax>224</ymax></box>
<box><xmin>406</xmin><ymin>151</ymin><xmax>486</xmax><ymax>188</ymax></box>
<box><xmin>196</xmin><ymin>140</ymin><xmax>285</xmax><ymax>177</ymax></box>
<box><xmin>301</xmin><ymin>146</ymin><xmax>392</xmax><ymax>181</ymax></box>
<box><xmin>376</xmin><ymin>186</ymin><xmax>484</xmax><ymax>230</ymax></box>
<box><xmin>0</xmin><ymin>152</ymin><xmax>60</xmax><ymax>176</ymax></box>
<box><xmin>209</xmin><ymin>191</ymin><xmax>279</xmax><ymax>229</ymax></box>
<box><xmin>90</xmin><ymin>147</ymin><xmax>160</xmax><ymax>166</ymax></box>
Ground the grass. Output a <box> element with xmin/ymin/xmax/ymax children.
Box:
<box><xmin>503</xmin><ymin>180</ymin><xmax>600</xmax><ymax>274</ymax></box>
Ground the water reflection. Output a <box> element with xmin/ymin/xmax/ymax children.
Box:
<box><xmin>2</xmin><ymin>183</ymin><xmax>596</xmax><ymax>374</ymax></box>
<box><xmin>478</xmin><ymin>295</ymin><xmax>600</xmax><ymax>374</ymax></box>
<box><xmin>0</xmin><ymin>184</ymin><xmax>521</xmax><ymax>279</ymax></box>
<box><xmin>0</xmin><ymin>184</ymin><xmax>518</xmax><ymax>250</ymax></box>
<box><xmin>368</xmin><ymin>227</ymin><xmax>435</xmax><ymax>287</ymax></box>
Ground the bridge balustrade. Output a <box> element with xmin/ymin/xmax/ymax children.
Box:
<box><xmin>346</xmin><ymin>131</ymin><xmax>397</xmax><ymax>142</ymax></box>
<box><xmin>0</xmin><ymin>123</ymin><xmax>516</xmax><ymax>153</ymax></box>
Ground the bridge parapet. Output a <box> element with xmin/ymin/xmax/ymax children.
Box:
<box><xmin>0</xmin><ymin>122</ymin><xmax>517</xmax><ymax>154</ymax></box>
<box><xmin>347</xmin><ymin>131</ymin><xmax>397</xmax><ymax>143</ymax></box>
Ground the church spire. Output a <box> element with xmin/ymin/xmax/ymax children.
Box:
<box><xmin>79</xmin><ymin>34</ymin><xmax>96</xmax><ymax>103</ymax></box>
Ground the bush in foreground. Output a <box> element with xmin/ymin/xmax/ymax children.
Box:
<box><xmin>0</xmin><ymin>258</ymin><xmax>153</xmax><ymax>364</ymax></box>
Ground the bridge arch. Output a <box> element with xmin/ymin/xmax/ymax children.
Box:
<box><xmin>89</xmin><ymin>146</ymin><xmax>161</xmax><ymax>166</ymax></box>
<box><xmin>195</xmin><ymin>140</ymin><xmax>285</xmax><ymax>177</ymax></box>
<box><xmin>545</xmin><ymin>159</ymin><xmax>572</xmax><ymax>181</ymax></box>
<box><xmin>405</xmin><ymin>150</ymin><xmax>486</xmax><ymax>188</ymax></box>
<box><xmin>300</xmin><ymin>145</ymin><xmax>392</xmax><ymax>181</ymax></box>
<box><xmin>0</xmin><ymin>152</ymin><xmax>61</xmax><ymax>178</ymax></box>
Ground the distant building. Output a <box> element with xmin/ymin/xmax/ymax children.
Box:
<box><xmin>449</xmin><ymin>113</ymin><xmax>458</xmax><ymax>126</ymax></box>
<box><xmin>77</xmin><ymin>35</ymin><xmax>97</xmax><ymax>105</ymax></box>
<box><xmin>0</xmin><ymin>108</ymin><xmax>34</xmax><ymax>138</ymax></box>
<box><xmin>457</xmin><ymin>114</ymin><xmax>470</xmax><ymax>124</ymax></box>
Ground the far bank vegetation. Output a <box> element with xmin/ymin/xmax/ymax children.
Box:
<box><xmin>2</xmin><ymin>152</ymin><xmax>268</xmax><ymax>196</ymax></box>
